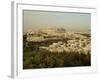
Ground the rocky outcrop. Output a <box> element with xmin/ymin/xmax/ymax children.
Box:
<box><xmin>26</xmin><ymin>27</ymin><xmax>89</xmax><ymax>42</ymax></box>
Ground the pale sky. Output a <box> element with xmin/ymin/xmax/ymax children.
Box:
<box><xmin>23</xmin><ymin>10</ymin><xmax>91</xmax><ymax>33</ymax></box>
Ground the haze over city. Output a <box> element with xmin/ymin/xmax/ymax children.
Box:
<box><xmin>23</xmin><ymin>10</ymin><xmax>91</xmax><ymax>33</ymax></box>
<box><xmin>23</xmin><ymin>10</ymin><xmax>91</xmax><ymax>32</ymax></box>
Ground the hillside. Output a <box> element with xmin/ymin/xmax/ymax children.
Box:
<box><xmin>23</xmin><ymin>27</ymin><xmax>91</xmax><ymax>69</ymax></box>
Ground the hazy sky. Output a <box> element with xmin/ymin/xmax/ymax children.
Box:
<box><xmin>23</xmin><ymin>10</ymin><xmax>91</xmax><ymax>33</ymax></box>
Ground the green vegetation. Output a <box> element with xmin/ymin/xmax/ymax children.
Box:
<box><xmin>23</xmin><ymin>49</ymin><xmax>90</xmax><ymax>69</ymax></box>
<box><xmin>23</xmin><ymin>34</ymin><xmax>91</xmax><ymax>69</ymax></box>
